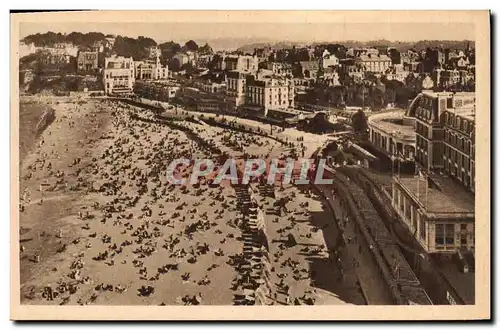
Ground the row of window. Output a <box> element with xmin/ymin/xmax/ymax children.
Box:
<box><xmin>444</xmin><ymin>160</ymin><xmax>474</xmax><ymax>188</ymax></box>
<box><xmin>444</xmin><ymin>112</ymin><xmax>474</xmax><ymax>133</ymax></box>
<box><xmin>106</xmin><ymin>75</ymin><xmax>132</xmax><ymax>80</ymax></box>
<box><xmin>105</xmin><ymin>73</ymin><xmax>133</xmax><ymax>79</ymax></box>
<box><xmin>416</xmin><ymin>121</ymin><xmax>430</xmax><ymax>137</ymax></box>
<box><xmin>435</xmin><ymin>223</ymin><xmax>472</xmax><ymax>247</ymax></box>
<box><xmin>416</xmin><ymin>107</ymin><xmax>432</xmax><ymax>121</ymax></box>
<box><xmin>393</xmin><ymin>188</ymin><xmax>426</xmax><ymax>240</ymax></box>
<box><xmin>444</xmin><ymin>130</ymin><xmax>473</xmax><ymax>155</ymax></box>
<box><xmin>393</xmin><ymin>189</ymin><xmax>474</xmax><ymax>249</ymax></box>
<box><xmin>416</xmin><ymin>135</ymin><xmax>429</xmax><ymax>150</ymax></box>
<box><xmin>444</xmin><ymin>144</ymin><xmax>473</xmax><ymax>172</ymax></box>
<box><xmin>415</xmin><ymin>149</ymin><xmax>428</xmax><ymax>169</ymax></box>
<box><xmin>435</xmin><ymin>223</ymin><xmax>457</xmax><ymax>246</ymax></box>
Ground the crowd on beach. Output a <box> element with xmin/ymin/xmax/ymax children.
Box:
<box><xmin>19</xmin><ymin>99</ymin><xmax>351</xmax><ymax>306</ymax></box>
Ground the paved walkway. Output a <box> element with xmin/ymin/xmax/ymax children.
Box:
<box><xmin>317</xmin><ymin>185</ymin><xmax>394</xmax><ymax>305</ymax></box>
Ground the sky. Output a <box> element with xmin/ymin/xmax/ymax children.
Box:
<box><xmin>19</xmin><ymin>22</ymin><xmax>475</xmax><ymax>45</ymax></box>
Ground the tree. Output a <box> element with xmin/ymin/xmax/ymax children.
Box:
<box><xmin>181</xmin><ymin>62</ymin><xmax>195</xmax><ymax>75</ymax></box>
<box><xmin>198</xmin><ymin>43</ymin><xmax>213</xmax><ymax>55</ymax></box>
<box><xmin>351</xmin><ymin>110</ymin><xmax>368</xmax><ymax>134</ymax></box>
<box><xmin>168</xmin><ymin>58</ymin><xmax>182</xmax><ymax>72</ymax></box>
<box><xmin>159</xmin><ymin>41</ymin><xmax>181</xmax><ymax>61</ymax></box>
<box><xmin>207</xmin><ymin>54</ymin><xmax>221</xmax><ymax>71</ymax></box>
<box><xmin>184</xmin><ymin>40</ymin><xmax>199</xmax><ymax>52</ymax></box>
<box><xmin>23</xmin><ymin>31</ymin><xmax>106</xmax><ymax>48</ymax></box>
<box><xmin>113</xmin><ymin>35</ymin><xmax>153</xmax><ymax>60</ymax></box>
<box><xmin>137</xmin><ymin>36</ymin><xmax>157</xmax><ymax>48</ymax></box>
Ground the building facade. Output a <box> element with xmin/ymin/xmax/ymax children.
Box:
<box><xmin>172</xmin><ymin>52</ymin><xmax>197</xmax><ymax>69</ymax></box>
<box><xmin>77</xmin><ymin>51</ymin><xmax>99</xmax><ymax>73</ymax></box>
<box><xmin>385</xmin><ymin>64</ymin><xmax>411</xmax><ymax>83</ymax></box>
<box><xmin>412</xmin><ymin>91</ymin><xmax>475</xmax><ymax>171</ymax></box>
<box><xmin>368</xmin><ymin>111</ymin><xmax>416</xmax><ymax>162</ymax></box>
<box><xmin>320</xmin><ymin>50</ymin><xmax>339</xmax><ymax>69</ymax></box>
<box><xmin>392</xmin><ymin>91</ymin><xmax>476</xmax><ymax>254</ymax></box>
<box><xmin>196</xmin><ymin>55</ymin><xmax>213</xmax><ymax>69</ymax></box>
<box><xmin>52</xmin><ymin>43</ymin><xmax>79</xmax><ymax>57</ymax></box>
<box><xmin>134</xmin><ymin>54</ymin><xmax>169</xmax><ymax>81</ymax></box>
<box><xmin>392</xmin><ymin>177</ymin><xmax>475</xmax><ymax>253</ymax></box>
<box><xmin>244</xmin><ymin>75</ymin><xmax>295</xmax><ymax>117</ymax></box>
<box><xmin>134</xmin><ymin>80</ymin><xmax>180</xmax><ymax>102</ymax></box>
<box><xmin>225</xmin><ymin>70</ymin><xmax>248</xmax><ymax>112</ymax></box>
<box><xmin>103</xmin><ymin>56</ymin><xmax>135</xmax><ymax>94</ymax></box>
<box><xmin>266</xmin><ymin>62</ymin><xmax>293</xmax><ymax>77</ymax></box>
<box><xmin>224</xmin><ymin>55</ymin><xmax>259</xmax><ymax>73</ymax></box>
<box><xmin>297</xmin><ymin>61</ymin><xmax>320</xmax><ymax>79</ymax></box>
<box><xmin>355</xmin><ymin>54</ymin><xmax>392</xmax><ymax>73</ymax></box>
<box><xmin>443</xmin><ymin>108</ymin><xmax>475</xmax><ymax>192</ymax></box>
<box><xmin>195</xmin><ymin>81</ymin><xmax>226</xmax><ymax>94</ymax></box>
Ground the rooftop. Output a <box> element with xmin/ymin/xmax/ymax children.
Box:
<box><xmin>358</xmin><ymin>54</ymin><xmax>391</xmax><ymax>62</ymax></box>
<box><xmin>445</xmin><ymin>106</ymin><xmax>475</xmax><ymax>122</ymax></box>
<box><xmin>368</xmin><ymin>110</ymin><xmax>415</xmax><ymax>139</ymax></box>
<box><xmin>396</xmin><ymin>174</ymin><xmax>475</xmax><ymax>216</ymax></box>
<box><xmin>374</xmin><ymin>119</ymin><xmax>415</xmax><ymax>137</ymax></box>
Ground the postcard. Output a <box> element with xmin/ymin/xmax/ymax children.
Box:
<box><xmin>10</xmin><ymin>10</ymin><xmax>490</xmax><ymax>320</ymax></box>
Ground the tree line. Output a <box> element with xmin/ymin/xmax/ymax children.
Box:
<box><xmin>23</xmin><ymin>31</ymin><xmax>214</xmax><ymax>61</ymax></box>
<box><xmin>23</xmin><ymin>32</ymin><xmax>108</xmax><ymax>48</ymax></box>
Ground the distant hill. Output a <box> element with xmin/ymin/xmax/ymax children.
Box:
<box><xmin>22</xmin><ymin>31</ymin><xmax>474</xmax><ymax>56</ymax></box>
<box><xmin>236</xmin><ymin>41</ymin><xmax>300</xmax><ymax>53</ymax></box>
<box><xmin>236</xmin><ymin>39</ymin><xmax>474</xmax><ymax>53</ymax></box>
<box><xmin>163</xmin><ymin>37</ymin><xmax>276</xmax><ymax>52</ymax></box>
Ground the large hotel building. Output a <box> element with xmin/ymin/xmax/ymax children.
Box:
<box><xmin>391</xmin><ymin>91</ymin><xmax>475</xmax><ymax>254</ymax></box>
<box><xmin>103</xmin><ymin>56</ymin><xmax>135</xmax><ymax>95</ymax></box>
<box><xmin>442</xmin><ymin>106</ymin><xmax>475</xmax><ymax>193</ymax></box>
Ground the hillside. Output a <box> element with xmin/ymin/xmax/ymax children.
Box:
<box><xmin>236</xmin><ymin>39</ymin><xmax>474</xmax><ymax>53</ymax></box>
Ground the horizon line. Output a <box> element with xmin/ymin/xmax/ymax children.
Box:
<box><xmin>21</xmin><ymin>30</ymin><xmax>474</xmax><ymax>45</ymax></box>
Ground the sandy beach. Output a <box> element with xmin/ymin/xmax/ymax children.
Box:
<box><xmin>19</xmin><ymin>98</ymin><xmax>361</xmax><ymax>306</ymax></box>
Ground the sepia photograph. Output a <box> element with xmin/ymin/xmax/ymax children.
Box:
<box><xmin>10</xmin><ymin>10</ymin><xmax>490</xmax><ymax>320</ymax></box>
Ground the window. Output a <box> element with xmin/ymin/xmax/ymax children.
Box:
<box><xmin>460</xmin><ymin>224</ymin><xmax>467</xmax><ymax>231</ymax></box>
<box><xmin>405</xmin><ymin>198</ymin><xmax>411</xmax><ymax>220</ymax></box>
<box><xmin>460</xmin><ymin>234</ymin><xmax>467</xmax><ymax>246</ymax></box>
<box><xmin>435</xmin><ymin>224</ymin><xmax>445</xmax><ymax>245</ymax></box>
<box><xmin>445</xmin><ymin>224</ymin><xmax>455</xmax><ymax>245</ymax></box>
<box><xmin>419</xmin><ymin>215</ymin><xmax>426</xmax><ymax>239</ymax></box>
